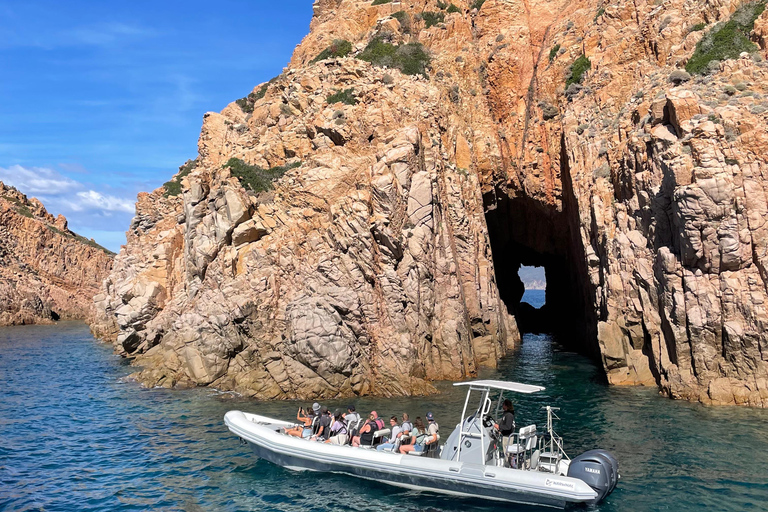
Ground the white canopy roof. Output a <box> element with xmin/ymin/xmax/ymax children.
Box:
<box><xmin>453</xmin><ymin>380</ymin><xmax>545</xmax><ymax>393</ymax></box>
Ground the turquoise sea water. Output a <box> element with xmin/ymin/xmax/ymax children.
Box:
<box><xmin>2</xmin><ymin>291</ymin><xmax>767</xmax><ymax>512</ymax></box>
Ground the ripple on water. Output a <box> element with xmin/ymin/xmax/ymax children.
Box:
<box><xmin>1</xmin><ymin>318</ymin><xmax>767</xmax><ymax>512</ymax></box>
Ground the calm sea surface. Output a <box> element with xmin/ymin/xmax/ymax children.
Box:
<box><xmin>2</xmin><ymin>291</ymin><xmax>767</xmax><ymax>512</ymax></box>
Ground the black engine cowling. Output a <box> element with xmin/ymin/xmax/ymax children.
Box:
<box><xmin>567</xmin><ymin>449</ymin><xmax>619</xmax><ymax>504</ymax></box>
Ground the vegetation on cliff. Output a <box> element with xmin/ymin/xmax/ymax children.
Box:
<box><xmin>422</xmin><ymin>11</ymin><xmax>445</xmax><ymax>28</ymax></box>
<box><xmin>327</xmin><ymin>88</ymin><xmax>357</xmax><ymax>105</ymax></box>
<box><xmin>46</xmin><ymin>225</ymin><xmax>115</xmax><ymax>255</ymax></box>
<box><xmin>163</xmin><ymin>159</ymin><xmax>197</xmax><ymax>197</ymax></box>
<box><xmin>2</xmin><ymin>195</ymin><xmax>34</xmax><ymax>218</ymax></box>
<box><xmin>685</xmin><ymin>1</ymin><xmax>766</xmax><ymax>74</ymax></box>
<box><xmin>224</xmin><ymin>158</ymin><xmax>301</xmax><ymax>194</ymax></box>
<box><xmin>391</xmin><ymin>11</ymin><xmax>412</xmax><ymax>34</ymax></box>
<box><xmin>310</xmin><ymin>39</ymin><xmax>353</xmax><ymax>64</ymax></box>
<box><xmin>549</xmin><ymin>44</ymin><xmax>561</xmax><ymax>62</ymax></box>
<box><xmin>566</xmin><ymin>55</ymin><xmax>591</xmax><ymax>87</ymax></box>
<box><xmin>357</xmin><ymin>37</ymin><xmax>431</xmax><ymax>77</ymax></box>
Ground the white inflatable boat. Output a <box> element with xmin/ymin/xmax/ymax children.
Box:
<box><xmin>224</xmin><ymin>380</ymin><xmax>618</xmax><ymax>508</ymax></box>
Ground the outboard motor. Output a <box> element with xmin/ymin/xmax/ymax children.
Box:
<box><xmin>567</xmin><ymin>449</ymin><xmax>619</xmax><ymax>504</ymax></box>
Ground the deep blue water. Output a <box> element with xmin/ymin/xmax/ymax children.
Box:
<box><xmin>1</xmin><ymin>292</ymin><xmax>767</xmax><ymax>511</ymax></box>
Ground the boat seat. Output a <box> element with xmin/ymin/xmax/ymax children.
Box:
<box><xmin>372</xmin><ymin>428</ymin><xmax>390</xmax><ymax>443</ymax></box>
<box><xmin>359</xmin><ymin>428</ymin><xmax>391</xmax><ymax>448</ymax></box>
<box><xmin>507</xmin><ymin>424</ymin><xmax>537</xmax><ymax>455</ymax></box>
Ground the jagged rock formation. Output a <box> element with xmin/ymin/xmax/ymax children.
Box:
<box><xmin>93</xmin><ymin>0</ymin><xmax>768</xmax><ymax>406</ymax></box>
<box><xmin>0</xmin><ymin>182</ymin><xmax>114</xmax><ymax>326</ymax></box>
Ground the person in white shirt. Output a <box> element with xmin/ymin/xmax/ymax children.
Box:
<box><xmin>376</xmin><ymin>416</ymin><xmax>402</xmax><ymax>451</ymax></box>
<box><xmin>343</xmin><ymin>405</ymin><xmax>361</xmax><ymax>431</ymax></box>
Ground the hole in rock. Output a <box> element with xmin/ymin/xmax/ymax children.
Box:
<box><xmin>483</xmin><ymin>182</ymin><xmax>601</xmax><ymax>362</ymax></box>
<box><xmin>517</xmin><ymin>265</ymin><xmax>546</xmax><ymax>331</ymax></box>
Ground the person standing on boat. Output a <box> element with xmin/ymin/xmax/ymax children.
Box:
<box><xmin>495</xmin><ymin>399</ymin><xmax>516</xmax><ymax>461</ymax></box>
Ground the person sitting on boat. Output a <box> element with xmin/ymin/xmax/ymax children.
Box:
<box><xmin>351</xmin><ymin>411</ymin><xmax>379</xmax><ymax>447</ymax></box>
<box><xmin>284</xmin><ymin>405</ymin><xmax>315</xmax><ymax>438</ymax></box>
<box><xmin>343</xmin><ymin>405</ymin><xmax>360</xmax><ymax>430</ymax></box>
<box><xmin>426</xmin><ymin>412</ymin><xmax>439</xmax><ymax>444</ymax></box>
<box><xmin>400</xmin><ymin>412</ymin><xmax>413</xmax><ymax>438</ymax></box>
<box><xmin>311</xmin><ymin>406</ymin><xmax>332</xmax><ymax>441</ymax></box>
<box><xmin>374</xmin><ymin>411</ymin><xmax>385</xmax><ymax>431</ymax></box>
<box><xmin>494</xmin><ymin>399</ymin><xmax>516</xmax><ymax>461</ymax></box>
<box><xmin>375</xmin><ymin>416</ymin><xmax>402</xmax><ymax>451</ymax></box>
<box><xmin>398</xmin><ymin>417</ymin><xmax>432</xmax><ymax>454</ymax></box>
<box><xmin>325</xmin><ymin>409</ymin><xmax>349</xmax><ymax>445</ymax></box>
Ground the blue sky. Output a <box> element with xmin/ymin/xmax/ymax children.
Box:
<box><xmin>0</xmin><ymin>0</ymin><xmax>313</xmax><ymax>252</ymax></box>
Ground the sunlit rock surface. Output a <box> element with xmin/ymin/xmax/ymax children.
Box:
<box><xmin>0</xmin><ymin>181</ymin><xmax>114</xmax><ymax>326</ymax></box>
<box><xmin>93</xmin><ymin>0</ymin><xmax>768</xmax><ymax>406</ymax></box>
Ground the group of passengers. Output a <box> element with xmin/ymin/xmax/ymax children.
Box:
<box><xmin>285</xmin><ymin>403</ymin><xmax>439</xmax><ymax>453</ymax></box>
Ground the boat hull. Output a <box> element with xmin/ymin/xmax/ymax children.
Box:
<box><xmin>225</xmin><ymin>410</ymin><xmax>598</xmax><ymax>509</ymax></box>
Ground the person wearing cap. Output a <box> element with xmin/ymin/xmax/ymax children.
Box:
<box><xmin>311</xmin><ymin>406</ymin><xmax>332</xmax><ymax>441</ymax></box>
<box><xmin>425</xmin><ymin>412</ymin><xmax>439</xmax><ymax>444</ymax></box>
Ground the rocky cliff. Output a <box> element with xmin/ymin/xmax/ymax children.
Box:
<box><xmin>0</xmin><ymin>182</ymin><xmax>114</xmax><ymax>326</ymax></box>
<box><xmin>93</xmin><ymin>0</ymin><xmax>768</xmax><ymax>406</ymax></box>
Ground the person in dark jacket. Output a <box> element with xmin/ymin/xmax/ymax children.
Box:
<box><xmin>311</xmin><ymin>406</ymin><xmax>332</xmax><ymax>441</ymax></box>
<box><xmin>495</xmin><ymin>399</ymin><xmax>516</xmax><ymax>462</ymax></box>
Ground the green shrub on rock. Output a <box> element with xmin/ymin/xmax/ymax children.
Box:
<box><xmin>685</xmin><ymin>1</ymin><xmax>766</xmax><ymax>74</ymax></box>
<box><xmin>549</xmin><ymin>44</ymin><xmax>561</xmax><ymax>62</ymax></box>
<box><xmin>594</xmin><ymin>7</ymin><xmax>605</xmax><ymax>21</ymax></box>
<box><xmin>163</xmin><ymin>159</ymin><xmax>198</xmax><ymax>197</ymax></box>
<box><xmin>391</xmin><ymin>10</ymin><xmax>412</xmax><ymax>34</ymax></box>
<box><xmin>327</xmin><ymin>88</ymin><xmax>358</xmax><ymax>105</ymax></box>
<box><xmin>310</xmin><ymin>39</ymin><xmax>353</xmax><ymax>63</ymax></box>
<box><xmin>224</xmin><ymin>158</ymin><xmax>301</xmax><ymax>194</ymax></box>
<box><xmin>447</xmin><ymin>3</ymin><xmax>461</xmax><ymax>13</ymax></box>
<box><xmin>357</xmin><ymin>37</ymin><xmax>431</xmax><ymax>77</ymax></box>
<box><xmin>371</xmin><ymin>0</ymin><xmax>391</xmax><ymax>4</ymax></box>
<box><xmin>566</xmin><ymin>54</ymin><xmax>591</xmax><ymax>88</ymax></box>
<box><xmin>422</xmin><ymin>11</ymin><xmax>445</xmax><ymax>28</ymax></box>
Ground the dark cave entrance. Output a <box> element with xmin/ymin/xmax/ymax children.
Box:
<box><xmin>483</xmin><ymin>186</ymin><xmax>600</xmax><ymax>360</ymax></box>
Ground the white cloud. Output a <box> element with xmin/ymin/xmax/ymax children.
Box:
<box><xmin>71</xmin><ymin>190</ymin><xmax>135</xmax><ymax>213</ymax></box>
<box><xmin>66</xmin><ymin>22</ymin><xmax>154</xmax><ymax>47</ymax></box>
<box><xmin>0</xmin><ymin>164</ymin><xmax>136</xmax><ymax>251</ymax></box>
<box><xmin>0</xmin><ymin>164</ymin><xmax>80</xmax><ymax>195</ymax></box>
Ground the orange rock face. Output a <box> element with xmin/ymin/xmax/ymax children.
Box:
<box><xmin>0</xmin><ymin>181</ymin><xmax>114</xmax><ymax>326</ymax></box>
<box><xmin>93</xmin><ymin>0</ymin><xmax>768</xmax><ymax>405</ymax></box>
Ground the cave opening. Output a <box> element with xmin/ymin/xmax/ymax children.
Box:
<box><xmin>517</xmin><ymin>264</ymin><xmax>546</xmax><ymax>320</ymax></box>
<box><xmin>483</xmin><ymin>187</ymin><xmax>599</xmax><ymax>360</ymax></box>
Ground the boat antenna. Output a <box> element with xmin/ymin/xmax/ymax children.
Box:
<box><xmin>542</xmin><ymin>406</ymin><xmax>561</xmax><ymax>458</ymax></box>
